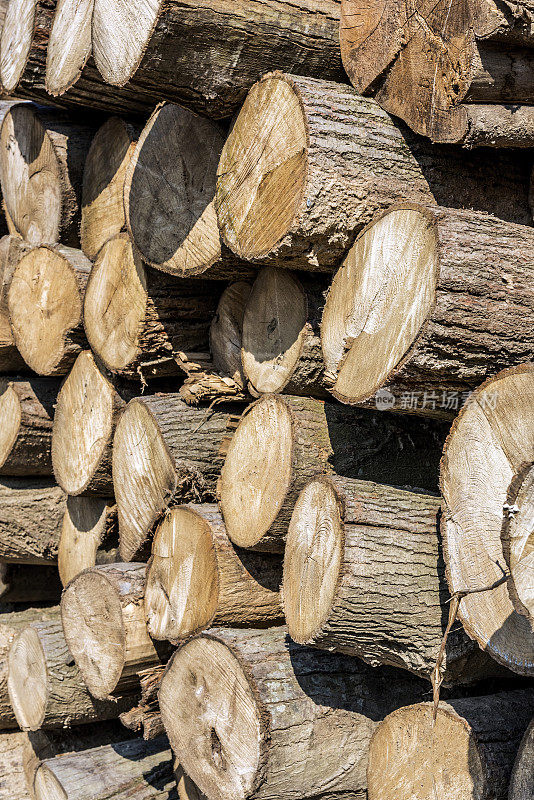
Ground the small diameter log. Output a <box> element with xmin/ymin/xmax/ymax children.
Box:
<box><xmin>58</xmin><ymin>496</ymin><xmax>119</xmax><ymax>586</ymax></box>
<box><xmin>0</xmin><ymin>563</ymin><xmax>61</xmax><ymax>603</ymax></box>
<box><xmin>501</xmin><ymin>465</ymin><xmax>534</xmax><ymax>625</ymax></box>
<box><xmin>0</xmin><ymin>234</ymin><xmax>32</xmax><ymax>372</ymax></box>
<box><xmin>510</xmin><ymin>718</ymin><xmax>534</xmax><ymax>800</ymax></box>
<box><xmin>0</xmin><ymin>376</ymin><xmax>58</xmax><ymax>475</ymax></box>
<box><xmin>81</xmin><ymin>116</ymin><xmax>139</xmax><ymax>260</ymax></box>
<box><xmin>0</xmin><ymin>0</ymin><xmax>52</xmax><ymax>95</ymax></box>
<box><xmin>321</xmin><ymin>205</ymin><xmax>534</xmax><ymax>409</ymax></box>
<box><xmin>33</xmin><ymin>736</ymin><xmax>175</xmax><ymax>800</ymax></box>
<box><xmin>120</xmin><ymin>665</ymin><xmax>165</xmax><ymax>740</ymax></box>
<box><xmin>62</xmin><ymin>563</ymin><xmax>171</xmax><ymax>700</ymax></box>
<box><xmin>7</xmin><ymin>610</ymin><xmax>136</xmax><ymax>731</ymax></box>
<box><xmin>283</xmin><ymin>475</ymin><xmax>506</xmax><ymax>684</ymax></box>
<box><xmin>52</xmin><ymin>350</ymin><xmax>131</xmax><ymax>496</ymax></box>
<box><xmin>241</xmin><ymin>267</ymin><xmax>327</xmax><ymax>397</ymax></box>
<box><xmin>113</xmin><ymin>395</ymin><xmax>242</xmax><ymax>561</ymax></box>
<box><xmin>145</xmin><ymin>504</ymin><xmax>283</xmax><ymax>642</ymax></box>
<box><xmin>83</xmin><ymin>234</ymin><xmax>221</xmax><ymax>379</ymax></box>
<box><xmin>367</xmin><ymin>693</ymin><xmax>534</xmax><ymax>800</ymax></box>
<box><xmin>159</xmin><ymin>626</ymin><xmax>429</xmax><ymax>800</ymax></box>
<box><xmin>215</xmin><ymin>73</ymin><xmax>533</xmax><ymax>273</ymax></box>
<box><xmin>441</xmin><ymin>363</ymin><xmax>534</xmax><ymax>675</ymax></box>
<box><xmin>218</xmin><ymin>394</ymin><xmax>448</xmax><ymax>551</ymax></box>
<box><xmin>8</xmin><ymin>245</ymin><xmax>91</xmax><ymax>376</ymax></box>
<box><xmin>210</xmin><ymin>281</ymin><xmax>252</xmax><ymax>387</ymax></box>
<box><xmin>0</xmin><ymin>477</ymin><xmax>65</xmax><ymax>563</ymax></box>
<box><xmin>0</xmin><ymin>103</ymin><xmax>97</xmax><ymax>247</ymax></box>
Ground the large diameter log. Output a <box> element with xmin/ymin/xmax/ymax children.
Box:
<box><xmin>83</xmin><ymin>234</ymin><xmax>221</xmax><ymax>379</ymax></box>
<box><xmin>367</xmin><ymin>694</ymin><xmax>534</xmax><ymax>800</ymax></box>
<box><xmin>0</xmin><ymin>103</ymin><xmax>97</xmax><ymax>247</ymax></box>
<box><xmin>145</xmin><ymin>504</ymin><xmax>283</xmax><ymax>643</ymax></box>
<box><xmin>0</xmin><ymin>477</ymin><xmax>65</xmax><ymax>563</ymax></box>
<box><xmin>283</xmin><ymin>474</ymin><xmax>508</xmax><ymax>684</ymax></box>
<box><xmin>58</xmin><ymin>496</ymin><xmax>119</xmax><ymax>586</ymax></box>
<box><xmin>0</xmin><ymin>0</ymin><xmax>52</xmax><ymax>94</ymax></box>
<box><xmin>159</xmin><ymin>626</ymin><xmax>429</xmax><ymax>800</ymax></box>
<box><xmin>113</xmin><ymin>396</ymin><xmax>243</xmax><ymax>560</ymax></box>
<box><xmin>33</xmin><ymin>736</ymin><xmax>175</xmax><ymax>800</ymax></box>
<box><xmin>218</xmin><ymin>394</ymin><xmax>448</xmax><ymax>551</ymax></box>
<box><xmin>441</xmin><ymin>363</ymin><xmax>534</xmax><ymax>675</ymax></box>
<box><xmin>510</xmin><ymin>718</ymin><xmax>534</xmax><ymax>800</ymax></box>
<box><xmin>8</xmin><ymin>245</ymin><xmax>90</xmax><ymax>376</ymax></box>
<box><xmin>52</xmin><ymin>350</ymin><xmax>131</xmax><ymax>495</ymax></box>
<box><xmin>62</xmin><ymin>563</ymin><xmax>171</xmax><ymax>700</ymax></box>
<box><xmin>7</xmin><ymin>611</ymin><xmax>136</xmax><ymax>731</ymax></box>
<box><xmin>215</xmin><ymin>74</ymin><xmax>533</xmax><ymax>273</ymax></box>
<box><xmin>0</xmin><ymin>563</ymin><xmax>61</xmax><ymax>603</ymax></box>
<box><xmin>0</xmin><ymin>235</ymin><xmax>32</xmax><ymax>372</ymax></box>
<box><xmin>0</xmin><ymin>377</ymin><xmax>58</xmax><ymax>475</ymax></box>
<box><xmin>321</xmin><ymin>205</ymin><xmax>534</xmax><ymax>410</ymax></box>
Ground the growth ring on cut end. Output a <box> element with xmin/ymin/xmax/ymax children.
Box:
<box><xmin>0</xmin><ymin>383</ymin><xmax>21</xmax><ymax>471</ymax></box>
<box><xmin>0</xmin><ymin>0</ymin><xmax>36</xmax><ymax>93</ymax></box>
<box><xmin>7</xmin><ymin>626</ymin><xmax>48</xmax><ymax>731</ymax></box>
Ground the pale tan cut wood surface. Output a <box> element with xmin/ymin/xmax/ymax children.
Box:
<box><xmin>125</xmin><ymin>103</ymin><xmax>229</xmax><ymax>278</ymax></box>
<box><xmin>81</xmin><ymin>116</ymin><xmax>137</xmax><ymax>259</ymax></box>
<box><xmin>441</xmin><ymin>364</ymin><xmax>534</xmax><ymax>675</ymax></box>
<box><xmin>0</xmin><ymin>731</ymin><xmax>33</xmax><ymax>799</ymax></box>
<box><xmin>46</xmin><ymin>0</ymin><xmax>94</xmax><ymax>96</ymax></box>
<box><xmin>510</xmin><ymin>718</ymin><xmax>534</xmax><ymax>800</ymax></box>
<box><xmin>0</xmin><ymin>377</ymin><xmax>57</xmax><ymax>475</ymax></box>
<box><xmin>502</xmin><ymin>465</ymin><xmax>534</xmax><ymax>624</ymax></box>
<box><xmin>58</xmin><ymin>496</ymin><xmax>118</xmax><ymax>586</ymax></box>
<box><xmin>0</xmin><ymin>235</ymin><xmax>29</xmax><ymax>372</ymax></box>
<box><xmin>210</xmin><ymin>281</ymin><xmax>252</xmax><ymax>386</ymax></box>
<box><xmin>0</xmin><ymin>0</ymin><xmax>37</xmax><ymax>93</ymax></box>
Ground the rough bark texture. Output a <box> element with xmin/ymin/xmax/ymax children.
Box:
<box><xmin>0</xmin><ymin>563</ymin><xmax>62</xmax><ymax>603</ymax></box>
<box><xmin>0</xmin><ymin>236</ymin><xmax>32</xmax><ymax>373</ymax></box>
<box><xmin>0</xmin><ymin>477</ymin><xmax>65</xmax><ymax>563</ymax></box>
<box><xmin>510</xmin><ymin>718</ymin><xmax>534</xmax><ymax>800</ymax></box>
<box><xmin>0</xmin><ymin>376</ymin><xmax>58</xmax><ymax>475</ymax></box>
<box><xmin>454</xmin><ymin>103</ymin><xmax>534</xmax><ymax>148</ymax></box>
<box><xmin>0</xmin><ymin>731</ymin><xmax>34</xmax><ymax>799</ymax></box>
<box><xmin>120</xmin><ymin>665</ymin><xmax>165</xmax><ymax>740</ymax></box>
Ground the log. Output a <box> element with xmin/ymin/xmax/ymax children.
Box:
<box><xmin>0</xmin><ymin>563</ymin><xmax>62</xmax><ymax>603</ymax></box>
<box><xmin>52</xmin><ymin>350</ymin><xmax>131</xmax><ymax>495</ymax></box>
<box><xmin>367</xmin><ymin>693</ymin><xmax>534</xmax><ymax>800</ymax></box>
<box><xmin>120</xmin><ymin>665</ymin><xmax>165</xmax><ymax>740</ymax></box>
<box><xmin>61</xmin><ymin>563</ymin><xmax>171</xmax><ymax>700</ymax></box>
<box><xmin>0</xmin><ymin>235</ymin><xmax>32</xmax><ymax>372</ymax></box>
<box><xmin>441</xmin><ymin>363</ymin><xmax>534</xmax><ymax>676</ymax></box>
<box><xmin>241</xmin><ymin>267</ymin><xmax>327</xmax><ymax>397</ymax></box>
<box><xmin>145</xmin><ymin>504</ymin><xmax>283</xmax><ymax>642</ymax></box>
<box><xmin>46</xmin><ymin>0</ymin><xmax>94</xmax><ymax>97</ymax></box>
<box><xmin>32</xmin><ymin>736</ymin><xmax>175</xmax><ymax>800</ymax></box>
<box><xmin>0</xmin><ymin>477</ymin><xmax>65</xmax><ymax>563</ymax></box>
<box><xmin>218</xmin><ymin>394</ymin><xmax>448</xmax><ymax>551</ymax></box>
<box><xmin>210</xmin><ymin>281</ymin><xmax>252</xmax><ymax>388</ymax></box>
<box><xmin>0</xmin><ymin>103</ymin><xmax>97</xmax><ymax>246</ymax></box>
<box><xmin>283</xmin><ymin>474</ymin><xmax>509</xmax><ymax>684</ymax></box>
<box><xmin>113</xmin><ymin>395</ymin><xmax>243</xmax><ymax>560</ymax></box>
<box><xmin>83</xmin><ymin>233</ymin><xmax>222</xmax><ymax>380</ymax></box>
<box><xmin>58</xmin><ymin>496</ymin><xmax>119</xmax><ymax>586</ymax></box>
<box><xmin>175</xmin><ymin>764</ymin><xmax>207</xmax><ymax>800</ymax></box>
<box><xmin>510</xmin><ymin>718</ymin><xmax>534</xmax><ymax>800</ymax></box>
<box><xmin>0</xmin><ymin>0</ymin><xmax>52</xmax><ymax>95</ymax></box>
<box><xmin>158</xmin><ymin>625</ymin><xmax>429</xmax><ymax>800</ymax></box>
<box><xmin>0</xmin><ymin>377</ymin><xmax>58</xmax><ymax>475</ymax></box>
<box><xmin>8</xmin><ymin>245</ymin><xmax>91</xmax><ymax>376</ymax></box>
<box><xmin>7</xmin><ymin>610</ymin><xmax>136</xmax><ymax>731</ymax></box>
<box><xmin>81</xmin><ymin>116</ymin><xmax>139</xmax><ymax>260</ymax></box>
<box><xmin>321</xmin><ymin>205</ymin><xmax>534</xmax><ymax>410</ymax></box>
<box><xmin>215</xmin><ymin>73</ymin><xmax>533</xmax><ymax>273</ymax></box>
<box><xmin>501</xmin><ymin>465</ymin><xmax>534</xmax><ymax>626</ymax></box>
<box><xmin>0</xmin><ymin>731</ymin><xmax>35</xmax><ymax>799</ymax></box>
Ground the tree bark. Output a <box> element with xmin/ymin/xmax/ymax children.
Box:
<box><xmin>0</xmin><ymin>236</ymin><xmax>32</xmax><ymax>372</ymax></box>
<box><xmin>113</xmin><ymin>395</ymin><xmax>243</xmax><ymax>560</ymax></box>
<box><xmin>145</xmin><ymin>504</ymin><xmax>283</xmax><ymax>643</ymax></box>
<box><xmin>321</xmin><ymin>205</ymin><xmax>534</xmax><ymax>411</ymax></box>
<box><xmin>367</xmin><ymin>693</ymin><xmax>534</xmax><ymax>800</ymax></box>
<box><xmin>0</xmin><ymin>731</ymin><xmax>35</xmax><ymax>799</ymax></box>
<box><xmin>119</xmin><ymin>665</ymin><xmax>165</xmax><ymax>740</ymax></box>
<box><xmin>0</xmin><ymin>563</ymin><xmax>62</xmax><ymax>602</ymax></box>
<box><xmin>510</xmin><ymin>718</ymin><xmax>534</xmax><ymax>800</ymax></box>
<box><xmin>61</xmin><ymin>563</ymin><xmax>171</xmax><ymax>700</ymax></box>
<box><xmin>218</xmin><ymin>394</ymin><xmax>448</xmax><ymax>551</ymax></box>
<box><xmin>215</xmin><ymin>73</ymin><xmax>533</xmax><ymax>273</ymax></box>
<box><xmin>159</xmin><ymin>625</ymin><xmax>430</xmax><ymax>800</ymax></box>
<box><xmin>0</xmin><ymin>477</ymin><xmax>65</xmax><ymax>563</ymax></box>
<box><xmin>83</xmin><ymin>233</ymin><xmax>222</xmax><ymax>380</ymax></box>
<box><xmin>8</xmin><ymin>245</ymin><xmax>90</xmax><ymax>376</ymax></box>
<box><xmin>0</xmin><ymin>377</ymin><xmax>58</xmax><ymax>475</ymax></box>
<box><xmin>58</xmin><ymin>496</ymin><xmax>119</xmax><ymax>586</ymax></box>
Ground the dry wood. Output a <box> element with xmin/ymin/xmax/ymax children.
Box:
<box><xmin>0</xmin><ymin>377</ymin><xmax>58</xmax><ymax>475</ymax></box>
<box><xmin>215</xmin><ymin>73</ymin><xmax>533</xmax><ymax>273</ymax></box>
<box><xmin>283</xmin><ymin>474</ymin><xmax>509</xmax><ymax>684</ymax></box>
<box><xmin>8</xmin><ymin>245</ymin><xmax>90</xmax><ymax>376</ymax></box>
<box><xmin>441</xmin><ymin>363</ymin><xmax>534</xmax><ymax>675</ymax></box>
<box><xmin>211</xmin><ymin>281</ymin><xmax>252</xmax><ymax>388</ymax></box>
<box><xmin>0</xmin><ymin>731</ymin><xmax>35</xmax><ymax>799</ymax></box>
<box><xmin>0</xmin><ymin>103</ymin><xmax>97</xmax><ymax>246</ymax></box>
<box><xmin>175</xmin><ymin>764</ymin><xmax>207</xmax><ymax>800</ymax></box>
<box><xmin>7</xmin><ymin>609</ymin><xmax>136</xmax><ymax>731</ymax></box>
<box><xmin>52</xmin><ymin>350</ymin><xmax>131</xmax><ymax>495</ymax></box>
<box><xmin>46</xmin><ymin>0</ymin><xmax>93</xmax><ymax>97</ymax></box>
<box><xmin>367</xmin><ymin>693</ymin><xmax>534</xmax><ymax>800</ymax></box>
<box><xmin>0</xmin><ymin>477</ymin><xmax>65</xmax><ymax>563</ymax></box>
<box><xmin>113</xmin><ymin>395</ymin><xmax>243</xmax><ymax>560</ymax></box>
<box><xmin>58</xmin><ymin>496</ymin><xmax>118</xmax><ymax>586</ymax></box>
<box><xmin>218</xmin><ymin>394</ymin><xmax>448</xmax><ymax>551</ymax></box>
<box><xmin>0</xmin><ymin>0</ymin><xmax>53</xmax><ymax>94</ymax></box>
<box><xmin>120</xmin><ymin>665</ymin><xmax>165</xmax><ymax>740</ymax></box>
<box><xmin>0</xmin><ymin>234</ymin><xmax>33</xmax><ymax>373</ymax></box>
<box><xmin>81</xmin><ymin>116</ymin><xmax>139</xmax><ymax>260</ymax></box>
<box><xmin>145</xmin><ymin>504</ymin><xmax>283</xmax><ymax>642</ymax></box>
<box><xmin>62</xmin><ymin>563</ymin><xmax>170</xmax><ymax>700</ymax></box>
<box><xmin>510</xmin><ymin>717</ymin><xmax>534</xmax><ymax>800</ymax></box>
<box><xmin>321</xmin><ymin>205</ymin><xmax>534</xmax><ymax>409</ymax></box>
<box><xmin>83</xmin><ymin>233</ymin><xmax>221</xmax><ymax>379</ymax></box>
<box><xmin>502</xmin><ymin>465</ymin><xmax>534</xmax><ymax>626</ymax></box>
<box><xmin>159</xmin><ymin>625</ymin><xmax>429</xmax><ymax>800</ymax></box>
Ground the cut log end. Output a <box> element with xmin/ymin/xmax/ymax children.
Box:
<box><xmin>52</xmin><ymin>350</ymin><xmax>115</xmax><ymax>495</ymax></box>
<box><xmin>219</xmin><ymin>395</ymin><xmax>293</xmax><ymax>549</ymax></box>
<box><xmin>33</xmin><ymin>764</ymin><xmax>67</xmax><ymax>800</ymax></box>
<box><xmin>502</xmin><ymin>464</ymin><xmax>534</xmax><ymax>625</ymax></box>
<box><xmin>0</xmin><ymin>383</ymin><xmax>21</xmax><ymax>470</ymax></box>
<box><xmin>159</xmin><ymin>637</ymin><xmax>262</xmax><ymax>800</ymax></box>
<box><xmin>215</xmin><ymin>74</ymin><xmax>308</xmax><ymax>261</ymax></box>
<box><xmin>58</xmin><ymin>496</ymin><xmax>116</xmax><ymax>586</ymax></box>
<box><xmin>210</xmin><ymin>281</ymin><xmax>252</xmax><ymax>386</ymax></box>
<box><xmin>321</xmin><ymin>207</ymin><xmax>438</xmax><ymax>404</ymax></box>
<box><xmin>7</xmin><ymin>626</ymin><xmax>48</xmax><ymax>731</ymax></box>
<box><xmin>0</xmin><ymin>0</ymin><xmax>36</xmax><ymax>93</ymax></box>
<box><xmin>45</xmin><ymin>0</ymin><xmax>93</xmax><ymax>96</ymax></box>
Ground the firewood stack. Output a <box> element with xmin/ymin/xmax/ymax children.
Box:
<box><xmin>0</xmin><ymin>2</ymin><xmax>532</xmax><ymax>799</ymax></box>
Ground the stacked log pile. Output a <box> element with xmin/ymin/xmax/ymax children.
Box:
<box><xmin>0</xmin><ymin>2</ymin><xmax>533</xmax><ymax>800</ymax></box>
